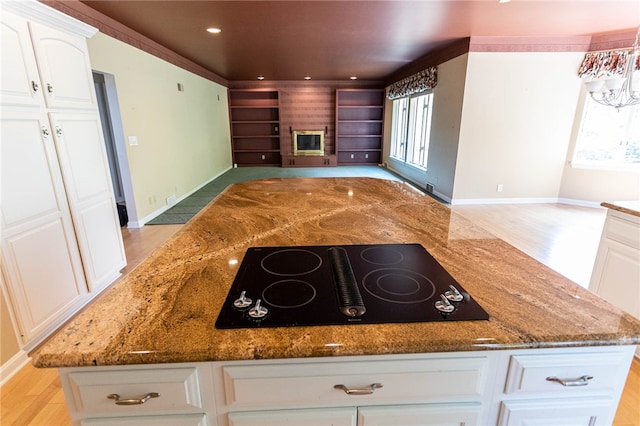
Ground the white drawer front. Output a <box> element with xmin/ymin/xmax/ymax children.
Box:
<box><xmin>81</xmin><ymin>413</ymin><xmax>207</xmax><ymax>426</ymax></box>
<box><xmin>222</xmin><ymin>357</ymin><xmax>489</xmax><ymax>409</ymax></box>
<box><xmin>358</xmin><ymin>402</ymin><xmax>482</xmax><ymax>426</ymax></box>
<box><xmin>498</xmin><ymin>397</ymin><xmax>615</xmax><ymax>426</ymax></box>
<box><xmin>504</xmin><ymin>350</ymin><xmax>627</xmax><ymax>395</ymax></box>
<box><xmin>228</xmin><ymin>407</ymin><xmax>357</xmax><ymax>426</ymax></box>
<box><xmin>68</xmin><ymin>368</ymin><xmax>201</xmax><ymax>414</ymax></box>
<box><xmin>605</xmin><ymin>213</ymin><xmax>640</xmax><ymax>249</ymax></box>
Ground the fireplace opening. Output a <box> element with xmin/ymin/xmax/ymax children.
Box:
<box><xmin>293</xmin><ymin>130</ymin><xmax>325</xmax><ymax>156</ymax></box>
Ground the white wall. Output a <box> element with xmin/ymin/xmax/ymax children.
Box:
<box><xmin>87</xmin><ymin>33</ymin><xmax>232</xmax><ymax>223</ymax></box>
<box><xmin>453</xmin><ymin>51</ymin><xmax>585</xmax><ymax>203</ymax></box>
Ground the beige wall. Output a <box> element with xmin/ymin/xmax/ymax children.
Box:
<box><xmin>1</xmin><ymin>287</ymin><xmax>21</xmax><ymax>365</ymax></box>
<box><xmin>453</xmin><ymin>51</ymin><xmax>585</xmax><ymax>203</ymax></box>
<box><xmin>87</xmin><ymin>33</ymin><xmax>232</xmax><ymax>222</ymax></box>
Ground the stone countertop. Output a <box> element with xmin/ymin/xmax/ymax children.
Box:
<box><xmin>31</xmin><ymin>178</ymin><xmax>640</xmax><ymax>368</ymax></box>
<box><xmin>601</xmin><ymin>201</ymin><xmax>640</xmax><ymax>218</ymax></box>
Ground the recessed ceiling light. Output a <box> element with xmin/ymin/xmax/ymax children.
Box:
<box><xmin>304</xmin><ymin>75</ymin><xmax>311</xmax><ymax>80</ymax></box>
<box><xmin>498</xmin><ymin>0</ymin><xmax>510</xmax><ymax>3</ymax></box>
<box><xmin>206</xmin><ymin>27</ymin><xmax>221</xmax><ymax>34</ymax></box>
<box><xmin>350</xmin><ymin>76</ymin><xmax>357</xmax><ymax>80</ymax></box>
<box><xmin>257</xmin><ymin>75</ymin><xmax>265</xmax><ymax>80</ymax></box>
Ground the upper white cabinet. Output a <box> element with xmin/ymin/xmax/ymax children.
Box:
<box><xmin>29</xmin><ymin>20</ymin><xmax>97</xmax><ymax>110</ymax></box>
<box><xmin>1</xmin><ymin>11</ymin><xmax>43</xmax><ymax>107</ymax></box>
<box><xmin>1</xmin><ymin>1</ymin><xmax>126</xmax><ymax>347</ymax></box>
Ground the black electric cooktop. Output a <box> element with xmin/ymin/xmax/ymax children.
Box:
<box><xmin>215</xmin><ymin>243</ymin><xmax>489</xmax><ymax>329</ymax></box>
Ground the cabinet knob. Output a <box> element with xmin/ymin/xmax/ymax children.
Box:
<box><xmin>46</xmin><ymin>83</ymin><xmax>54</xmax><ymax>94</ymax></box>
<box><xmin>41</xmin><ymin>127</ymin><xmax>50</xmax><ymax>137</ymax></box>
<box><xmin>55</xmin><ymin>127</ymin><xmax>63</xmax><ymax>137</ymax></box>
<box><xmin>546</xmin><ymin>375</ymin><xmax>593</xmax><ymax>387</ymax></box>
<box><xmin>31</xmin><ymin>81</ymin><xmax>39</xmax><ymax>92</ymax></box>
<box><xmin>334</xmin><ymin>383</ymin><xmax>383</xmax><ymax>395</ymax></box>
<box><xmin>107</xmin><ymin>392</ymin><xmax>160</xmax><ymax>405</ymax></box>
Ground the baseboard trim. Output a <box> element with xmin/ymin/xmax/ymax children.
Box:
<box><xmin>557</xmin><ymin>198</ymin><xmax>606</xmax><ymax>209</ymax></box>
<box><xmin>136</xmin><ymin>166</ymin><xmax>233</xmax><ymax>227</ymax></box>
<box><xmin>451</xmin><ymin>197</ymin><xmax>559</xmax><ymax>206</ymax></box>
<box><xmin>0</xmin><ymin>350</ymin><xmax>29</xmax><ymax>386</ymax></box>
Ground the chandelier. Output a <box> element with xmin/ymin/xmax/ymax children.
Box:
<box><xmin>584</xmin><ymin>27</ymin><xmax>640</xmax><ymax>110</ymax></box>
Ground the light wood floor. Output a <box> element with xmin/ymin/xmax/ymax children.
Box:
<box><xmin>2</xmin><ymin>204</ymin><xmax>639</xmax><ymax>425</ymax></box>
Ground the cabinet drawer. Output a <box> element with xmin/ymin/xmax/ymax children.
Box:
<box><xmin>228</xmin><ymin>407</ymin><xmax>356</xmax><ymax>426</ymax></box>
<box><xmin>81</xmin><ymin>413</ymin><xmax>206</xmax><ymax>426</ymax></box>
<box><xmin>604</xmin><ymin>212</ymin><xmax>640</xmax><ymax>249</ymax></box>
<box><xmin>67</xmin><ymin>367</ymin><xmax>201</xmax><ymax>414</ymax></box>
<box><xmin>504</xmin><ymin>350</ymin><xmax>628</xmax><ymax>395</ymax></box>
<box><xmin>498</xmin><ymin>397</ymin><xmax>615</xmax><ymax>426</ymax></box>
<box><xmin>222</xmin><ymin>356</ymin><xmax>489</xmax><ymax>409</ymax></box>
<box><xmin>358</xmin><ymin>402</ymin><xmax>482</xmax><ymax>426</ymax></box>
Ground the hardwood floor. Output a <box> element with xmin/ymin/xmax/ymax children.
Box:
<box><xmin>1</xmin><ymin>204</ymin><xmax>639</xmax><ymax>425</ymax></box>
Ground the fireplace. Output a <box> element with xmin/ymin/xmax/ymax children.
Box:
<box><xmin>293</xmin><ymin>130</ymin><xmax>324</xmax><ymax>156</ymax></box>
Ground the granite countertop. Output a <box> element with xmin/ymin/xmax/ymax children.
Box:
<box><xmin>31</xmin><ymin>178</ymin><xmax>640</xmax><ymax>368</ymax></box>
<box><xmin>601</xmin><ymin>201</ymin><xmax>640</xmax><ymax>218</ymax></box>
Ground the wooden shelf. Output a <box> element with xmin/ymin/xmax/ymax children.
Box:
<box><xmin>335</xmin><ymin>89</ymin><xmax>384</xmax><ymax>166</ymax></box>
<box><xmin>229</xmin><ymin>89</ymin><xmax>281</xmax><ymax>167</ymax></box>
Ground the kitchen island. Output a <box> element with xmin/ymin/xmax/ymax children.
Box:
<box><xmin>31</xmin><ymin>178</ymin><xmax>640</xmax><ymax>425</ymax></box>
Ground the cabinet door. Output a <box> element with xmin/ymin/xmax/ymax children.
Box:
<box><xmin>590</xmin><ymin>239</ymin><xmax>640</xmax><ymax>319</ymax></box>
<box><xmin>498</xmin><ymin>397</ymin><xmax>615</xmax><ymax>426</ymax></box>
<box><xmin>49</xmin><ymin>112</ymin><xmax>126</xmax><ymax>292</ymax></box>
<box><xmin>0</xmin><ymin>12</ymin><xmax>43</xmax><ymax>107</ymax></box>
<box><xmin>28</xmin><ymin>20</ymin><xmax>96</xmax><ymax>110</ymax></box>
<box><xmin>228</xmin><ymin>407</ymin><xmax>356</xmax><ymax>426</ymax></box>
<box><xmin>81</xmin><ymin>414</ymin><xmax>207</xmax><ymax>426</ymax></box>
<box><xmin>1</xmin><ymin>108</ymin><xmax>88</xmax><ymax>343</ymax></box>
<box><xmin>358</xmin><ymin>403</ymin><xmax>481</xmax><ymax>426</ymax></box>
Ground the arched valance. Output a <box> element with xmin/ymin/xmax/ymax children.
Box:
<box><xmin>387</xmin><ymin>67</ymin><xmax>437</xmax><ymax>100</ymax></box>
<box><xmin>578</xmin><ymin>50</ymin><xmax>640</xmax><ymax>78</ymax></box>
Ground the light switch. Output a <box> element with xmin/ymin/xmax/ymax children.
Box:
<box><xmin>128</xmin><ymin>136</ymin><xmax>138</xmax><ymax>146</ymax></box>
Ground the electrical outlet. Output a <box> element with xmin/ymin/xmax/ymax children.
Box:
<box><xmin>497</xmin><ymin>184</ymin><xmax>504</xmax><ymax>192</ymax></box>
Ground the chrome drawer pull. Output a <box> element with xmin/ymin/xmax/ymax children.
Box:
<box><xmin>546</xmin><ymin>375</ymin><xmax>593</xmax><ymax>387</ymax></box>
<box><xmin>334</xmin><ymin>383</ymin><xmax>383</xmax><ymax>395</ymax></box>
<box><xmin>107</xmin><ymin>392</ymin><xmax>159</xmax><ymax>405</ymax></box>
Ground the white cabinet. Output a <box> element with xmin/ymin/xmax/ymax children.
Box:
<box><xmin>497</xmin><ymin>397</ymin><xmax>615</xmax><ymax>426</ymax></box>
<box><xmin>57</xmin><ymin>346</ymin><xmax>636</xmax><ymax>426</ymax></box>
<box><xmin>1</xmin><ymin>107</ymin><xmax>88</xmax><ymax>342</ymax></box>
<box><xmin>28</xmin><ymin>20</ymin><xmax>97</xmax><ymax>110</ymax></box>
<box><xmin>228</xmin><ymin>407</ymin><xmax>357</xmax><ymax>426</ymax></box>
<box><xmin>358</xmin><ymin>403</ymin><xmax>482</xmax><ymax>425</ymax></box>
<box><xmin>589</xmin><ymin>208</ymin><xmax>640</xmax><ymax>356</ymax></box>
<box><xmin>490</xmin><ymin>347</ymin><xmax>634</xmax><ymax>426</ymax></box>
<box><xmin>1</xmin><ymin>1</ymin><xmax>126</xmax><ymax>348</ymax></box>
<box><xmin>48</xmin><ymin>112</ymin><xmax>126</xmax><ymax>291</ymax></box>
<box><xmin>59</xmin><ymin>363</ymin><xmax>215</xmax><ymax>426</ymax></box>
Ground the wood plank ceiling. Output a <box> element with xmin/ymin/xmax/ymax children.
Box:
<box><xmin>79</xmin><ymin>0</ymin><xmax>640</xmax><ymax>82</ymax></box>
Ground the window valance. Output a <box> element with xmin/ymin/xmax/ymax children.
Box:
<box><xmin>578</xmin><ymin>50</ymin><xmax>640</xmax><ymax>78</ymax></box>
<box><xmin>387</xmin><ymin>67</ymin><xmax>437</xmax><ymax>100</ymax></box>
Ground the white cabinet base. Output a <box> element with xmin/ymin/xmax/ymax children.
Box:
<box><xmin>58</xmin><ymin>346</ymin><xmax>636</xmax><ymax>426</ymax></box>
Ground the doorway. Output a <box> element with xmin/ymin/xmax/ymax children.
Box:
<box><xmin>92</xmin><ymin>71</ymin><xmax>138</xmax><ymax>227</ymax></box>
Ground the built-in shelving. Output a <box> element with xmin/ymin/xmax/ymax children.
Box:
<box><xmin>228</xmin><ymin>89</ymin><xmax>281</xmax><ymax>167</ymax></box>
<box><xmin>335</xmin><ymin>89</ymin><xmax>385</xmax><ymax>165</ymax></box>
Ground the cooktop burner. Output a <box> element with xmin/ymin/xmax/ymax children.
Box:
<box><xmin>215</xmin><ymin>244</ymin><xmax>489</xmax><ymax>329</ymax></box>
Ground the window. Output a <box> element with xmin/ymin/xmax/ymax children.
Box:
<box><xmin>572</xmin><ymin>98</ymin><xmax>640</xmax><ymax>171</ymax></box>
<box><xmin>390</xmin><ymin>93</ymin><xmax>434</xmax><ymax>170</ymax></box>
